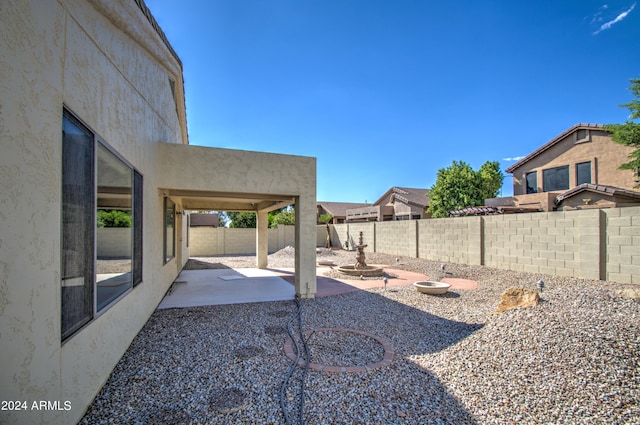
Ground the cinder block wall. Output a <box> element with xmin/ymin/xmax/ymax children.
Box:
<box><xmin>188</xmin><ymin>227</ymin><xmax>220</xmax><ymax>256</ymax></box>
<box><xmin>483</xmin><ymin>210</ymin><xmax>589</xmax><ymax>277</ymax></box>
<box><xmin>605</xmin><ymin>207</ymin><xmax>640</xmax><ymax>284</ymax></box>
<box><xmin>96</xmin><ymin>228</ymin><xmax>132</xmax><ymax>258</ymax></box>
<box><xmin>375</xmin><ymin>220</ymin><xmax>417</xmax><ymax>257</ymax></box>
<box><xmin>417</xmin><ymin>217</ymin><xmax>471</xmax><ymax>264</ymax></box>
<box><xmin>190</xmin><ymin>226</ymin><xmax>300</xmax><ymax>256</ymax></box>
<box><xmin>331</xmin><ymin>206</ymin><xmax>640</xmax><ymax>285</ymax></box>
<box><xmin>343</xmin><ymin>222</ymin><xmax>376</xmax><ymax>252</ymax></box>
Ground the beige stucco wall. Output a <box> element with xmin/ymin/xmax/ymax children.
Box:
<box><xmin>0</xmin><ymin>0</ymin><xmax>188</xmax><ymax>424</ymax></box>
<box><xmin>511</xmin><ymin>129</ymin><xmax>636</xmax><ymax>196</ymax></box>
<box><xmin>331</xmin><ymin>206</ymin><xmax>639</xmax><ymax>285</ymax></box>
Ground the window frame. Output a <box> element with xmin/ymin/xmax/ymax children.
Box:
<box><xmin>542</xmin><ymin>165</ymin><xmax>570</xmax><ymax>192</ymax></box>
<box><xmin>576</xmin><ymin>161</ymin><xmax>592</xmax><ymax>186</ymax></box>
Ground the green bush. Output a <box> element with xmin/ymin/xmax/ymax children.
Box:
<box><xmin>97</xmin><ymin>210</ymin><xmax>132</xmax><ymax>228</ymax></box>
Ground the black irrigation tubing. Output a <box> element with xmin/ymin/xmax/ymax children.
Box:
<box><xmin>279</xmin><ymin>296</ymin><xmax>312</xmax><ymax>425</ymax></box>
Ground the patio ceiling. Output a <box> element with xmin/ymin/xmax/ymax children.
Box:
<box><xmin>162</xmin><ymin>189</ymin><xmax>295</xmax><ymax>212</ymax></box>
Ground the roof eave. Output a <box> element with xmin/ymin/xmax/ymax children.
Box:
<box><xmin>505</xmin><ymin>124</ymin><xmax>606</xmax><ymax>174</ymax></box>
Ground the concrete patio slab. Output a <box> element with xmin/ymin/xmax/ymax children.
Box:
<box><xmin>157</xmin><ymin>268</ymin><xmax>295</xmax><ymax>309</ymax></box>
<box><xmin>157</xmin><ymin>266</ymin><xmax>479</xmax><ymax>309</ymax></box>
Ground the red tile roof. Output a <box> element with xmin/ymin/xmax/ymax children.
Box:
<box><xmin>554</xmin><ymin>183</ymin><xmax>640</xmax><ymax>205</ymax></box>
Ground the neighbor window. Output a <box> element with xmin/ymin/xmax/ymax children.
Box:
<box><xmin>576</xmin><ymin>161</ymin><xmax>592</xmax><ymax>186</ymax></box>
<box><xmin>525</xmin><ymin>171</ymin><xmax>538</xmax><ymax>194</ymax></box>
<box><xmin>61</xmin><ymin>108</ymin><xmax>143</xmax><ymax>342</ymax></box>
<box><xmin>542</xmin><ymin>165</ymin><xmax>569</xmax><ymax>192</ymax></box>
<box><xmin>164</xmin><ymin>197</ymin><xmax>175</xmax><ymax>263</ymax></box>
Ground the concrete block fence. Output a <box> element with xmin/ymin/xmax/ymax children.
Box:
<box><xmin>188</xmin><ymin>225</ymin><xmax>322</xmax><ymax>256</ymax></box>
<box><xmin>184</xmin><ymin>207</ymin><xmax>638</xmax><ymax>285</ymax></box>
<box><xmin>331</xmin><ymin>206</ymin><xmax>640</xmax><ymax>285</ymax></box>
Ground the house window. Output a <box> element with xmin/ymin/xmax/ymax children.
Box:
<box><xmin>164</xmin><ymin>197</ymin><xmax>175</xmax><ymax>263</ymax></box>
<box><xmin>525</xmin><ymin>171</ymin><xmax>538</xmax><ymax>194</ymax></box>
<box><xmin>576</xmin><ymin>161</ymin><xmax>592</xmax><ymax>186</ymax></box>
<box><xmin>542</xmin><ymin>165</ymin><xmax>569</xmax><ymax>192</ymax></box>
<box><xmin>61</xmin><ymin>108</ymin><xmax>143</xmax><ymax>342</ymax></box>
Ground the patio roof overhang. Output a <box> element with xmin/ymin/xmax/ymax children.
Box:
<box><xmin>161</xmin><ymin>189</ymin><xmax>294</xmax><ymax>212</ymax></box>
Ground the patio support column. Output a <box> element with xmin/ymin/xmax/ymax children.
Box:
<box><xmin>295</xmin><ymin>195</ymin><xmax>317</xmax><ymax>298</ymax></box>
<box><xmin>256</xmin><ymin>209</ymin><xmax>268</xmax><ymax>269</ymax></box>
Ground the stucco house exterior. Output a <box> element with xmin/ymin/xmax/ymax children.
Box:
<box><xmin>0</xmin><ymin>1</ymin><xmax>316</xmax><ymax>424</ymax></box>
<box><xmin>487</xmin><ymin>124</ymin><xmax>640</xmax><ymax>212</ymax></box>
<box><xmin>346</xmin><ymin>187</ymin><xmax>431</xmax><ymax>222</ymax></box>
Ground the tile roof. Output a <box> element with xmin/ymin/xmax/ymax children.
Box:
<box><xmin>375</xmin><ymin>187</ymin><xmax>430</xmax><ymax>207</ymax></box>
<box><xmin>134</xmin><ymin>0</ymin><xmax>182</xmax><ymax>66</ymax></box>
<box><xmin>317</xmin><ymin>202</ymin><xmax>369</xmax><ymax>217</ymax></box>
<box><xmin>505</xmin><ymin>124</ymin><xmax>606</xmax><ymax>174</ymax></box>
<box><xmin>449</xmin><ymin>205</ymin><xmax>542</xmax><ymax>217</ymax></box>
<box><xmin>554</xmin><ymin>183</ymin><xmax>640</xmax><ymax>205</ymax></box>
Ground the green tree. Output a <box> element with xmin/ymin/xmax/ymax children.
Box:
<box><xmin>317</xmin><ymin>214</ymin><xmax>333</xmax><ymax>225</ymax></box>
<box><xmin>270</xmin><ymin>209</ymin><xmax>295</xmax><ymax>227</ymax></box>
<box><xmin>477</xmin><ymin>161</ymin><xmax>504</xmax><ymax>198</ymax></box>
<box><xmin>604</xmin><ymin>77</ymin><xmax>640</xmax><ymax>187</ymax></box>
<box><xmin>227</xmin><ymin>212</ymin><xmax>256</xmax><ymax>228</ymax></box>
<box><xmin>427</xmin><ymin>160</ymin><xmax>503</xmax><ymax>218</ymax></box>
<box><xmin>227</xmin><ymin>207</ymin><xmax>295</xmax><ymax>228</ymax></box>
<box><xmin>97</xmin><ymin>209</ymin><xmax>132</xmax><ymax>227</ymax></box>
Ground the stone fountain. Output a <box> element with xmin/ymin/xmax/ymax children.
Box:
<box><xmin>336</xmin><ymin>232</ymin><xmax>384</xmax><ymax>277</ymax></box>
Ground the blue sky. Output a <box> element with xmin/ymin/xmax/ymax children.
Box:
<box><xmin>146</xmin><ymin>0</ymin><xmax>639</xmax><ymax>201</ymax></box>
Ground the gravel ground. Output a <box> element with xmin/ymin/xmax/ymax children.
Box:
<box><xmin>80</xmin><ymin>248</ymin><xmax>640</xmax><ymax>424</ymax></box>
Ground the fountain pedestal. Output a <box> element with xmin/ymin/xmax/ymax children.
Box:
<box><xmin>337</xmin><ymin>232</ymin><xmax>384</xmax><ymax>277</ymax></box>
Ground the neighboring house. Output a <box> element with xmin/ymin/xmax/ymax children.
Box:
<box><xmin>346</xmin><ymin>187</ymin><xmax>431</xmax><ymax>222</ymax></box>
<box><xmin>189</xmin><ymin>213</ymin><xmax>220</xmax><ymax>227</ymax></box>
<box><xmin>317</xmin><ymin>201</ymin><xmax>369</xmax><ymax>224</ymax></box>
<box><xmin>486</xmin><ymin>124</ymin><xmax>640</xmax><ymax>212</ymax></box>
<box><xmin>0</xmin><ymin>1</ymin><xmax>316</xmax><ymax>424</ymax></box>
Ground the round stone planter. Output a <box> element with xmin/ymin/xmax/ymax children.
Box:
<box><xmin>413</xmin><ymin>281</ymin><xmax>451</xmax><ymax>295</ymax></box>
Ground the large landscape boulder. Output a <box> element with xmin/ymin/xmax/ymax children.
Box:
<box><xmin>494</xmin><ymin>287</ymin><xmax>540</xmax><ymax>314</ymax></box>
<box><xmin>616</xmin><ymin>288</ymin><xmax>640</xmax><ymax>300</ymax></box>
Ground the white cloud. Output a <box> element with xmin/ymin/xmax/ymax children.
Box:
<box><xmin>593</xmin><ymin>2</ymin><xmax>636</xmax><ymax>35</ymax></box>
<box><xmin>502</xmin><ymin>156</ymin><xmax>525</xmax><ymax>162</ymax></box>
<box><xmin>588</xmin><ymin>4</ymin><xmax>608</xmax><ymax>24</ymax></box>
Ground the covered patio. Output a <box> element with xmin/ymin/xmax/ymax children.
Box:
<box><xmin>157</xmin><ymin>142</ymin><xmax>317</xmax><ymax>298</ymax></box>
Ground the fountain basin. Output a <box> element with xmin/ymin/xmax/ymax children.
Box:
<box><xmin>413</xmin><ymin>281</ymin><xmax>451</xmax><ymax>295</ymax></box>
<box><xmin>336</xmin><ymin>265</ymin><xmax>384</xmax><ymax>277</ymax></box>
